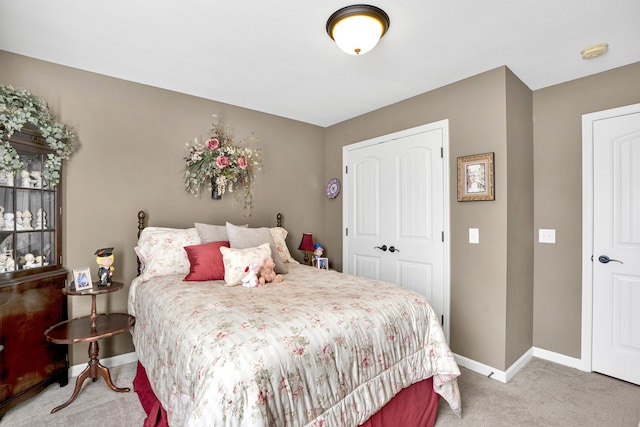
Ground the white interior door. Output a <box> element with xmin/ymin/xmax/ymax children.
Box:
<box><xmin>588</xmin><ymin>105</ymin><xmax>640</xmax><ymax>385</ymax></box>
<box><xmin>343</xmin><ymin>121</ymin><xmax>449</xmax><ymax>330</ymax></box>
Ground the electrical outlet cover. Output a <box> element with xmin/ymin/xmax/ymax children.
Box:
<box><xmin>539</xmin><ymin>229</ymin><xmax>556</xmax><ymax>243</ymax></box>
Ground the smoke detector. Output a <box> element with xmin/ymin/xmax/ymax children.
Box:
<box><xmin>581</xmin><ymin>43</ymin><xmax>609</xmax><ymax>60</ymax></box>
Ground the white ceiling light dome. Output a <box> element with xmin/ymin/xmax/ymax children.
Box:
<box><xmin>326</xmin><ymin>5</ymin><xmax>390</xmax><ymax>55</ymax></box>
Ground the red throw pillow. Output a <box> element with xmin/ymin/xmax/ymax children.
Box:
<box><xmin>183</xmin><ymin>241</ymin><xmax>230</xmax><ymax>281</ymax></box>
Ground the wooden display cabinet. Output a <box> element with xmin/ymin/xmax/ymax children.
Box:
<box><xmin>0</xmin><ymin>128</ymin><xmax>68</xmax><ymax>418</ymax></box>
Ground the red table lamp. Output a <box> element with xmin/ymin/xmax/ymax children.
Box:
<box><xmin>298</xmin><ymin>233</ymin><xmax>314</xmax><ymax>266</ymax></box>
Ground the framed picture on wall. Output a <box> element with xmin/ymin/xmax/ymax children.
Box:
<box><xmin>457</xmin><ymin>152</ymin><xmax>495</xmax><ymax>201</ymax></box>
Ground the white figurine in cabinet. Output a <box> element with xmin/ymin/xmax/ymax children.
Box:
<box><xmin>22</xmin><ymin>209</ymin><xmax>33</xmax><ymax>230</ymax></box>
<box><xmin>0</xmin><ymin>171</ymin><xmax>14</xmax><ymax>186</ymax></box>
<box><xmin>36</xmin><ymin>208</ymin><xmax>46</xmax><ymax>230</ymax></box>
<box><xmin>3</xmin><ymin>213</ymin><xmax>14</xmax><ymax>230</ymax></box>
<box><xmin>23</xmin><ymin>253</ymin><xmax>36</xmax><ymax>268</ymax></box>
<box><xmin>20</xmin><ymin>170</ymin><xmax>30</xmax><ymax>188</ymax></box>
<box><xmin>30</xmin><ymin>171</ymin><xmax>42</xmax><ymax>189</ymax></box>
<box><xmin>5</xmin><ymin>252</ymin><xmax>15</xmax><ymax>272</ymax></box>
<box><xmin>0</xmin><ymin>206</ymin><xmax>4</xmax><ymax>229</ymax></box>
<box><xmin>15</xmin><ymin>211</ymin><xmax>24</xmax><ymax>230</ymax></box>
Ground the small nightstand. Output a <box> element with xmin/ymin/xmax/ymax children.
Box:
<box><xmin>44</xmin><ymin>281</ymin><xmax>135</xmax><ymax>413</ymax></box>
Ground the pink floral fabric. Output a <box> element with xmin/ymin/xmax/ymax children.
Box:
<box><xmin>135</xmin><ymin>227</ymin><xmax>201</xmax><ymax>282</ymax></box>
<box><xmin>128</xmin><ymin>264</ymin><xmax>461</xmax><ymax>426</ymax></box>
<box><xmin>219</xmin><ymin>243</ymin><xmax>272</xmax><ymax>286</ymax></box>
<box><xmin>269</xmin><ymin>227</ymin><xmax>298</xmax><ymax>263</ymax></box>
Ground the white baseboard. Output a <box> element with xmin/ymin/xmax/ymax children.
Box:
<box><xmin>532</xmin><ymin>346</ymin><xmax>584</xmax><ymax>370</ymax></box>
<box><xmin>454</xmin><ymin>346</ymin><xmax>583</xmax><ymax>383</ymax></box>
<box><xmin>505</xmin><ymin>348</ymin><xmax>534</xmax><ymax>382</ymax></box>
<box><xmin>69</xmin><ymin>351</ymin><xmax>138</xmax><ymax>378</ymax></box>
<box><xmin>453</xmin><ymin>353</ymin><xmax>510</xmax><ymax>383</ymax></box>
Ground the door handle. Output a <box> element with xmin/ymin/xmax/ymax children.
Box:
<box><xmin>374</xmin><ymin>245</ymin><xmax>388</xmax><ymax>252</ymax></box>
<box><xmin>388</xmin><ymin>246</ymin><xmax>400</xmax><ymax>253</ymax></box>
<box><xmin>598</xmin><ymin>255</ymin><xmax>623</xmax><ymax>264</ymax></box>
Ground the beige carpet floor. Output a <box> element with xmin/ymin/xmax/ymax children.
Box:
<box><xmin>435</xmin><ymin>358</ymin><xmax>640</xmax><ymax>426</ymax></box>
<box><xmin>1</xmin><ymin>358</ymin><xmax>639</xmax><ymax>426</ymax></box>
<box><xmin>0</xmin><ymin>363</ymin><xmax>145</xmax><ymax>427</ymax></box>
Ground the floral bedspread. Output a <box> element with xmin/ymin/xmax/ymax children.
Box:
<box><xmin>128</xmin><ymin>264</ymin><xmax>461</xmax><ymax>426</ymax></box>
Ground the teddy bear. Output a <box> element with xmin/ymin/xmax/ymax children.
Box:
<box><xmin>241</xmin><ymin>263</ymin><xmax>261</xmax><ymax>288</ymax></box>
<box><xmin>258</xmin><ymin>257</ymin><xmax>283</xmax><ymax>286</ymax></box>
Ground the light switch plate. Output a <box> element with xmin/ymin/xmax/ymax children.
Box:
<box><xmin>539</xmin><ymin>229</ymin><xmax>556</xmax><ymax>243</ymax></box>
<box><xmin>469</xmin><ymin>228</ymin><xmax>479</xmax><ymax>244</ymax></box>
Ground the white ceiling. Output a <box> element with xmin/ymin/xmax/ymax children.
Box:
<box><xmin>1</xmin><ymin>0</ymin><xmax>639</xmax><ymax>127</ymax></box>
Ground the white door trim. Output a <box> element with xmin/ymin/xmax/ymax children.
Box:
<box><xmin>341</xmin><ymin>120</ymin><xmax>451</xmax><ymax>341</ymax></box>
<box><xmin>581</xmin><ymin>102</ymin><xmax>640</xmax><ymax>372</ymax></box>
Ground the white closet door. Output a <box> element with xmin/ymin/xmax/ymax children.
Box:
<box><xmin>344</xmin><ymin>122</ymin><xmax>447</xmax><ymax>320</ymax></box>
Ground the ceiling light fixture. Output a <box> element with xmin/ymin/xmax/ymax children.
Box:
<box><xmin>326</xmin><ymin>4</ymin><xmax>390</xmax><ymax>55</ymax></box>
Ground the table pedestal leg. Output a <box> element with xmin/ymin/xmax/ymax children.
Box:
<box><xmin>95</xmin><ymin>360</ymin><xmax>130</xmax><ymax>393</ymax></box>
<box><xmin>50</xmin><ymin>340</ymin><xmax>130</xmax><ymax>414</ymax></box>
<box><xmin>50</xmin><ymin>359</ymin><xmax>92</xmax><ymax>413</ymax></box>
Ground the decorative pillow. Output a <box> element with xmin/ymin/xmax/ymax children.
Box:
<box><xmin>183</xmin><ymin>241</ymin><xmax>230</xmax><ymax>281</ymax></box>
<box><xmin>269</xmin><ymin>227</ymin><xmax>298</xmax><ymax>264</ymax></box>
<box><xmin>195</xmin><ymin>222</ymin><xmax>247</xmax><ymax>243</ymax></box>
<box><xmin>220</xmin><ymin>243</ymin><xmax>272</xmax><ymax>286</ymax></box>
<box><xmin>135</xmin><ymin>227</ymin><xmax>201</xmax><ymax>281</ymax></box>
<box><xmin>134</xmin><ymin>246</ymin><xmax>147</xmax><ymax>274</ymax></box>
<box><xmin>226</xmin><ymin>223</ymin><xmax>288</xmax><ymax>274</ymax></box>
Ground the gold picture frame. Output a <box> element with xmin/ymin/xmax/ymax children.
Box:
<box><xmin>457</xmin><ymin>152</ymin><xmax>495</xmax><ymax>201</ymax></box>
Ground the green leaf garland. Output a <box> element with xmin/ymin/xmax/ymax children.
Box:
<box><xmin>0</xmin><ymin>85</ymin><xmax>78</xmax><ymax>186</ymax></box>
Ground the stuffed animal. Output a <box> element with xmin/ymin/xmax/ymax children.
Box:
<box><xmin>258</xmin><ymin>257</ymin><xmax>283</xmax><ymax>286</ymax></box>
<box><xmin>241</xmin><ymin>263</ymin><xmax>261</xmax><ymax>288</ymax></box>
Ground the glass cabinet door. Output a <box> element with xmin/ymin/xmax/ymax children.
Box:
<box><xmin>0</xmin><ymin>151</ymin><xmax>56</xmax><ymax>272</ymax></box>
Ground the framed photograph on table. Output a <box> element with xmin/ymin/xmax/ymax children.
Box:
<box><xmin>72</xmin><ymin>267</ymin><xmax>93</xmax><ymax>291</ymax></box>
<box><xmin>457</xmin><ymin>152</ymin><xmax>495</xmax><ymax>201</ymax></box>
<box><xmin>316</xmin><ymin>258</ymin><xmax>329</xmax><ymax>270</ymax></box>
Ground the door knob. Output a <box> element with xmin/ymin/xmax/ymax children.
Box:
<box><xmin>598</xmin><ymin>255</ymin><xmax>623</xmax><ymax>264</ymax></box>
<box><xmin>374</xmin><ymin>245</ymin><xmax>388</xmax><ymax>251</ymax></box>
<box><xmin>388</xmin><ymin>246</ymin><xmax>400</xmax><ymax>253</ymax></box>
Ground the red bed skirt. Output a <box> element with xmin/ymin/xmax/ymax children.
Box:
<box><xmin>134</xmin><ymin>362</ymin><xmax>439</xmax><ymax>427</ymax></box>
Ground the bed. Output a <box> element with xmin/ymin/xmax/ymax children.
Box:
<box><xmin>128</xmin><ymin>211</ymin><xmax>461</xmax><ymax>426</ymax></box>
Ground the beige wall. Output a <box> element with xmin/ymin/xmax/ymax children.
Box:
<box><xmin>532</xmin><ymin>62</ymin><xmax>640</xmax><ymax>357</ymax></box>
<box><xmin>0</xmin><ymin>51</ymin><xmax>325</xmax><ymax>364</ymax></box>
<box><xmin>504</xmin><ymin>69</ymin><xmax>534</xmax><ymax>367</ymax></box>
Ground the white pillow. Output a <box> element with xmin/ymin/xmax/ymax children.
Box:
<box><xmin>269</xmin><ymin>227</ymin><xmax>298</xmax><ymax>264</ymax></box>
<box><xmin>226</xmin><ymin>223</ymin><xmax>288</xmax><ymax>274</ymax></box>
<box><xmin>219</xmin><ymin>243</ymin><xmax>271</xmax><ymax>286</ymax></box>
<box><xmin>195</xmin><ymin>222</ymin><xmax>247</xmax><ymax>243</ymax></box>
<box><xmin>135</xmin><ymin>227</ymin><xmax>201</xmax><ymax>281</ymax></box>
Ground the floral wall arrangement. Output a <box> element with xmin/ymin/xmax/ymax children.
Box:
<box><xmin>184</xmin><ymin>114</ymin><xmax>262</xmax><ymax>217</ymax></box>
<box><xmin>0</xmin><ymin>85</ymin><xmax>78</xmax><ymax>186</ymax></box>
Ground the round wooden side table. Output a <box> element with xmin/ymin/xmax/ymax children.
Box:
<box><xmin>44</xmin><ymin>281</ymin><xmax>135</xmax><ymax>413</ymax></box>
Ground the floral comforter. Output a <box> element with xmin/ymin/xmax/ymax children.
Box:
<box><xmin>128</xmin><ymin>264</ymin><xmax>461</xmax><ymax>426</ymax></box>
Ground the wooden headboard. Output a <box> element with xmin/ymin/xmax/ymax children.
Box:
<box><xmin>135</xmin><ymin>210</ymin><xmax>284</xmax><ymax>275</ymax></box>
